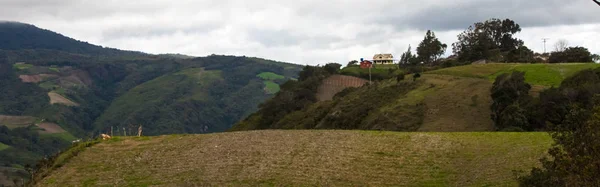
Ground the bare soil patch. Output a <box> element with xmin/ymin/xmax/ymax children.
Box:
<box><xmin>36</xmin><ymin>123</ymin><xmax>66</xmax><ymax>134</ymax></box>
<box><xmin>48</xmin><ymin>92</ymin><xmax>79</xmax><ymax>107</ymax></box>
<box><xmin>0</xmin><ymin>115</ymin><xmax>36</xmax><ymax>128</ymax></box>
<box><xmin>18</xmin><ymin>74</ymin><xmax>58</xmax><ymax>83</ymax></box>
<box><xmin>316</xmin><ymin>75</ymin><xmax>368</xmax><ymax>101</ymax></box>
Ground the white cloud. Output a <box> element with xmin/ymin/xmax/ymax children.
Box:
<box><xmin>1</xmin><ymin>0</ymin><xmax>599</xmax><ymax>65</ymax></box>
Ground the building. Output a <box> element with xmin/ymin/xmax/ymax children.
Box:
<box><xmin>360</xmin><ymin>60</ymin><xmax>373</xmax><ymax>69</ymax></box>
<box><xmin>373</xmin><ymin>54</ymin><xmax>394</xmax><ymax>64</ymax></box>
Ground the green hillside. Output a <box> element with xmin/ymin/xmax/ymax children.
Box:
<box><xmin>427</xmin><ymin>63</ymin><xmax>600</xmax><ymax>86</ymax></box>
<box><xmin>36</xmin><ymin>130</ymin><xmax>551</xmax><ymax>186</ymax></box>
<box><xmin>93</xmin><ymin>56</ymin><xmax>301</xmax><ymax>135</ymax></box>
<box><xmin>235</xmin><ymin>63</ymin><xmax>600</xmax><ymax>132</ymax></box>
<box><xmin>0</xmin><ymin>22</ymin><xmax>302</xmax><ymax>185</ymax></box>
<box><xmin>0</xmin><ymin>142</ymin><xmax>9</xmax><ymax>151</ymax></box>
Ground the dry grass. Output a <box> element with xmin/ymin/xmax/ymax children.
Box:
<box><xmin>38</xmin><ymin>130</ymin><xmax>551</xmax><ymax>186</ymax></box>
<box><xmin>0</xmin><ymin>115</ymin><xmax>37</xmax><ymax>129</ymax></box>
<box><xmin>418</xmin><ymin>74</ymin><xmax>495</xmax><ymax>132</ymax></box>
<box><xmin>36</xmin><ymin>123</ymin><xmax>66</xmax><ymax>134</ymax></box>
<box><xmin>48</xmin><ymin>92</ymin><xmax>79</xmax><ymax>107</ymax></box>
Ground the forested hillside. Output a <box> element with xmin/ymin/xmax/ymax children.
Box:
<box><xmin>0</xmin><ymin>22</ymin><xmax>301</xmax><ymax>184</ymax></box>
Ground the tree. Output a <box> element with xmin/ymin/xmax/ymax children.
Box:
<box><xmin>549</xmin><ymin>46</ymin><xmax>593</xmax><ymax>63</ymax></box>
<box><xmin>452</xmin><ymin>18</ymin><xmax>524</xmax><ymax>62</ymax></box>
<box><xmin>323</xmin><ymin>63</ymin><xmax>342</xmax><ymax>74</ymax></box>
<box><xmin>400</xmin><ymin>45</ymin><xmax>413</xmax><ymax>65</ymax></box>
<box><xmin>416</xmin><ymin>30</ymin><xmax>447</xmax><ymax>64</ymax></box>
<box><xmin>490</xmin><ymin>71</ymin><xmax>532</xmax><ymax>130</ymax></box>
<box><xmin>506</xmin><ymin>45</ymin><xmax>535</xmax><ymax>63</ymax></box>
<box><xmin>519</xmin><ymin>104</ymin><xmax>600</xmax><ymax>186</ymax></box>
<box><xmin>591</xmin><ymin>54</ymin><xmax>599</xmax><ymax>62</ymax></box>
<box><xmin>554</xmin><ymin>39</ymin><xmax>569</xmax><ymax>52</ymax></box>
<box><xmin>347</xmin><ymin>60</ymin><xmax>358</xmax><ymax>66</ymax></box>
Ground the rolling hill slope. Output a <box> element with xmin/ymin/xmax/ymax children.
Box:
<box><xmin>235</xmin><ymin>63</ymin><xmax>600</xmax><ymax>132</ymax></box>
<box><xmin>36</xmin><ymin>130</ymin><xmax>551</xmax><ymax>186</ymax></box>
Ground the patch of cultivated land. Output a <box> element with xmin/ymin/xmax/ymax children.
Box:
<box><xmin>48</xmin><ymin>92</ymin><xmax>79</xmax><ymax>106</ymax></box>
<box><xmin>316</xmin><ymin>75</ymin><xmax>368</xmax><ymax>101</ymax></box>
<box><xmin>36</xmin><ymin>123</ymin><xmax>66</xmax><ymax>134</ymax></box>
<box><xmin>0</xmin><ymin>115</ymin><xmax>36</xmax><ymax>129</ymax></box>
<box><xmin>39</xmin><ymin>130</ymin><xmax>551</xmax><ymax>186</ymax></box>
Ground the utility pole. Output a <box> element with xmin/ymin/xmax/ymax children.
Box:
<box><xmin>542</xmin><ymin>38</ymin><xmax>549</xmax><ymax>54</ymax></box>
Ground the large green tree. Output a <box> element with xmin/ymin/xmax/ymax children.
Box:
<box><xmin>452</xmin><ymin>18</ymin><xmax>524</xmax><ymax>62</ymax></box>
<box><xmin>399</xmin><ymin>45</ymin><xmax>418</xmax><ymax>65</ymax></box>
<box><xmin>416</xmin><ymin>30</ymin><xmax>447</xmax><ymax>64</ymax></box>
<box><xmin>490</xmin><ymin>71</ymin><xmax>532</xmax><ymax>130</ymax></box>
<box><xmin>549</xmin><ymin>47</ymin><xmax>594</xmax><ymax>63</ymax></box>
<box><xmin>520</xmin><ymin>104</ymin><xmax>600</xmax><ymax>186</ymax></box>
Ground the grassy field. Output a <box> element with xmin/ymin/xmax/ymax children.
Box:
<box><xmin>38</xmin><ymin>130</ymin><xmax>551</xmax><ymax>186</ymax></box>
<box><xmin>13</xmin><ymin>63</ymin><xmax>33</xmax><ymax>70</ymax></box>
<box><xmin>0</xmin><ymin>142</ymin><xmax>9</xmax><ymax>151</ymax></box>
<box><xmin>427</xmin><ymin>63</ymin><xmax>600</xmax><ymax>86</ymax></box>
<box><xmin>257</xmin><ymin>72</ymin><xmax>285</xmax><ymax>80</ymax></box>
<box><xmin>263</xmin><ymin>81</ymin><xmax>280</xmax><ymax>94</ymax></box>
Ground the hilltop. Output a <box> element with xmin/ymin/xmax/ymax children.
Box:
<box><xmin>36</xmin><ymin>130</ymin><xmax>551</xmax><ymax>186</ymax></box>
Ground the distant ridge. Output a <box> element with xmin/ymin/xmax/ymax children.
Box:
<box><xmin>0</xmin><ymin>21</ymin><xmax>146</xmax><ymax>57</ymax></box>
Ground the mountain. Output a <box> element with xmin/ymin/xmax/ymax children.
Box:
<box><xmin>0</xmin><ymin>21</ymin><xmax>144</xmax><ymax>57</ymax></box>
<box><xmin>0</xmin><ymin>22</ymin><xmax>302</xmax><ymax>184</ymax></box>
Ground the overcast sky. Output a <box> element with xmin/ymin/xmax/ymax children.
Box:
<box><xmin>1</xmin><ymin>0</ymin><xmax>599</xmax><ymax>65</ymax></box>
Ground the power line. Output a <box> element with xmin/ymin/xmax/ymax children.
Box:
<box><xmin>542</xmin><ymin>38</ymin><xmax>549</xmax><ymax>53</ymax></box>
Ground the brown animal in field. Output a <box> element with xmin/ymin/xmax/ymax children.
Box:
<box><xmin>101</xmin><ymin>134</ymin><xmax>112</xmax><ymax>140</ymax></box>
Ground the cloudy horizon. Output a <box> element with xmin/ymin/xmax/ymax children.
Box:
<box><xmin>1</xmin><ymin>0</ymin><xmax>599</xmax><ymax>65</ymax></box>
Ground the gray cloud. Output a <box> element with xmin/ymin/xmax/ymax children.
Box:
<box><xmin>0</xmin><ymin>0</ymin><xmax>599</xmax><ymax>65</ymax></box>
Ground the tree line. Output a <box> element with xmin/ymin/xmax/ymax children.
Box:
<box><xmin>398</xmin><ymin>18</ymin><xmax>598</xmax><ymax>68</ymax></box>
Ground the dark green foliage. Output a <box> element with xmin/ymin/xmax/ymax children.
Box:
<box><xmin>396</xmin><ymin>73</ymin><xmax>405</xmax><ymax>82</ymax></box>
<box><xmin>0</xmin><ymin>56</ymin><xmax>49</xmax><ymax>116</ymax></box>
<box><xmin>549</xmin><ymin>47</ymin><xmax>593</xmax><ymax>63</ymax></box>
<box><xmin>233</xmin><ymin>75</ymin><xmax>424</xmax><ymax>131</ymax></box>
<box><xmin>519</xmin><ymin>105</ymin><xmax>600</xmax><ymax>186</ymax></box>
<box><xmin>347</xmin><ymin>60</ymin><xmax>358</xmax><ymax>66</ymax></box>
<box><xmin>592</xmin><ymin>54</ymin><xmax>600</xmax><ymax>62</ymax></box>
<box><xmin>520</xmin><ymin>68</ymin><xmax>600</xmax><ymax>183</ymax></box>
<box><xmin>233</xmin><ymin>65</ymin><xmax>335</xmax><ymax>130</ymax></box>
<box><xmin>323</xmin><ymin>63</ymin><xmax>342</xmax><ymax>74</ymax></box>
<box><xmin>490</xmin><ymin>71</ymin><xmax>532</xmax><ymax>130</ymax></box>
<box><xmin>93</xmin><ymin>56</ymin><xmax>301</xmax><ymax>135</ymax></box>
<box><xmin>412</xmin><ymin>73</ymin><xmax>421</xmax><ymax>81</ymax></box>
<box><xmin>416</xmin><ymin>30</ymin><xmax>447</xmax><ymax>64</ymax></box>
<box><xmin>0</xmin><ymin>126</ymin><xmax>69</xmax><ymax>168</ymax></box>
<box><xmin>506</xmin><ymin>45</ymin><xmax>535</xmax><ymax>63</ymax></box>
<box><xmin>452</xmin><ymin>18</ymin><xmax>524</xmax><ymax>62</ymax></box>
<box><xmin>0</xmin><ymin>22</ymin><xmax>144</xmax><ymax>57</ymax></box>
<box><xmin>400</xmin><ymin>45</ymin><xmax>419</xmax><ymax>65</ymax></box>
